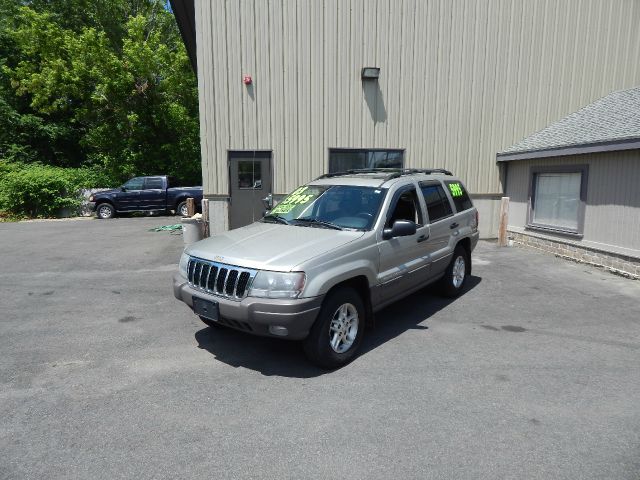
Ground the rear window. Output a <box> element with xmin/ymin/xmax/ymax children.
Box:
<box><xmin>444</xmin><ymin>181</ymin><xmax>473</xmax><ymax>212</ymax></box>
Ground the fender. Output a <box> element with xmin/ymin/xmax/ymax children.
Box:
<box><xmin>301</xmin><ymin>258</ymin><xmax>377</xmax><ymax>298</ymax></box>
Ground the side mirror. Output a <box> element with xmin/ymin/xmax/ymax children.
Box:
<box><xmin>262</xmin><ymin>193</ymin><xmax>273</xmax><ymax>211</ymax></box>
<box><xmin>120</xmin><ymin>186</ymin><xmax>126</xmax><ymax>192</ymax></box>
<box><xmin>383</xmin><ymin>220</ymin><xmax>417</xmax><ymax>240</ymax></box>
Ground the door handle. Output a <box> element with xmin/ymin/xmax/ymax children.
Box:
<box><xmin>449</xmin><ymin>222</ymin><xmax>459</xmax><ymax>230</ymax></box>
<box><xmin>417</xmin><ymin>234</ymin><xmax>429</xmax><ymax>243</ymax></box>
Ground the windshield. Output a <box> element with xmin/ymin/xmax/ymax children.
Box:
<box><xmin>263</xmin><ymin>185</ymin><xmax>386</xmax><ymax>231</ymax></box>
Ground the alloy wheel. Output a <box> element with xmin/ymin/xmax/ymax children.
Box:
<box><xmin>452</xmin><ymin>255</ymin><xmax>466</xmax><ymax>288</ymax></box>
<box><xmin>329</xmin><ymin>303</ymin><xmax>359</xmax><ymax>353</ymax></box>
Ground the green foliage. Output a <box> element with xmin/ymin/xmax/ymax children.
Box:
<box><xmin>0</xmin><ymin>161</ymin><xmax>106</xmax><ymax>218</ymax></box>
<box><xmin>0</xmin><ymin>0</ymin><xmax>201</xmax><ymax>217</ymax></box>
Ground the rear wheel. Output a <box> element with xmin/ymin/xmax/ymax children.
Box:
<box><xmin>303</xmin><ymin>287</ymin><xmax>365</xmax><ymax>369</ymax></box>
<box><xmin>96</xmin><ymin>203</ymin><xmax>115</xmax><ymax>219</ymax></box>
<box><xmin>439</xmin><ymin>245</ymin><xmax>469</xmax><ymax>297</ymax></box>
<box><xmin>176</xmin><ymin>201</ymin><xmax>189</xmax><ymax>217</ymax></box>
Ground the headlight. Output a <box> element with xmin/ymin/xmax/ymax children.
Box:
<box><xmin>178</xmin><ymin>251</ymin><xmax>190</xmax><ymax>278</ymax></box>
<box><xmin>248</xmin><ymin>271</ymin><xmax>306</xmax><ymax>299</ymax></box>
<box><xmin>89</xmin><ymin>195</ymin><xmax>94</xmax><ymax>202</ymax></box>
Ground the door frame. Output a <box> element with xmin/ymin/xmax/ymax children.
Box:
<box><xmin>227</xmin><ymin>150</ymin><xmax>274</xmax><ymax>229</ymax></box>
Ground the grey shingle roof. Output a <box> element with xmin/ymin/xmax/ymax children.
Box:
<box><xmin>498</xmin><ymin>86</ymin><xmax>640</xmax><ymax>160</ymax></box>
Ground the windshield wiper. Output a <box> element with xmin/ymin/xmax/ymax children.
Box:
<box><xmin>292</xmin><ymin>218</ymin><xmax>343</xmax><ymax>230</ymax></box>
<box><xmin>262</xmin><ymin>214</ymin><xmax>290</xmax><ymax>225</ymax></box>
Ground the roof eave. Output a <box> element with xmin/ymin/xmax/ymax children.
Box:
<box><xmin>496</xmin><ymin>138</ymin><xmax>640</xmax><ymax>162</ymax></box>
<box><xmin>169</xmin><ymin>0</ymin><xmax>197</xmax><ymax>73</ymax></box>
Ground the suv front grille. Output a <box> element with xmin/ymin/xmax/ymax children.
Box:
<box><xmin>187</xmin><ymin>257</ymin><xmax>257</xmax><ymax>300</ymax></box>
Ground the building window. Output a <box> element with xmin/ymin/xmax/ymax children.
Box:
<box><xmin>328</xmin><ymin>149</ymin><xmax>404</xmax><ymax>173</ymax></box>
<box><xmin>528</xmin><ymin>165</ymin><xmax>588</xmax><ymax>235</ymax></box>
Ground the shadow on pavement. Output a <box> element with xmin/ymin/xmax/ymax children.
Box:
<box><xmin>195</xmin><ymin>275</ymin><xmax>482</xmax><ymax>378</ymax></box>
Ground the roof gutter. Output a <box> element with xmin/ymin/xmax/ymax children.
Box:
<box><xmin>496</xmin><ymin>138</ymin><xmax>640</xmax><ymax>162</ymax></box>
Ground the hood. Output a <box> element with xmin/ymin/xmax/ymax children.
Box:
<box><xmin>186</xmin><ymin>222</ymin><xmax>364</xmax><ymax>271</ymax></box>
<box><xmin>93</xmin><ymin>188</ymin><xmax>121</xmax><ymax>196</ymax></box>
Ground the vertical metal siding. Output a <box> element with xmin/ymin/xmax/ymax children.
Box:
<box><xmin>505</xmin><ymin>152</ymin><xmax>640</xmax><ymax>254</ymax></box>
<box><xmin>195</xmin><ymin>0</ymin><xmax>640</xmax><ymax>196</ymax></box>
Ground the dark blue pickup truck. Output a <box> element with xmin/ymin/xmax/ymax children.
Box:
<box><xmin>89</xmin><ymin>175</ymin><xmax>203</xmax><ymax>219</ymax></box>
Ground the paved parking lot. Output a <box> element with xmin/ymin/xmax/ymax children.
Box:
<box><xmin>1</xmin><ymin>217</ymin><xmax>639</xmax><ymax>479</ymax></box>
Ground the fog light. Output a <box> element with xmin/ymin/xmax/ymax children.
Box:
<box><xmin>269</xmin><ymin>325</ymin><xmax>289</xmax><ymax>337</ymax></box>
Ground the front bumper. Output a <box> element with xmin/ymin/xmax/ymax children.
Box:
<box><xmin>173</xmin><ymin>273</ymin><xmax>322</xmax><ymax>340</ymax></box>
<box><xmin>88</xmin><ymin>201</ymin><xmax>96</xmax><ymax>211</ymax></box>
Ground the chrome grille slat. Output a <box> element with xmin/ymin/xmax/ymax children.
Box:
<box><xmin>216</xmin><ymin>268</ymin><xmax>228</xmax><ymax>294</ymax></box>
<box><xmin>186</xmin><ymin>257</ymin><xmax>257</xmax><ymax>301</ymax></box>
<box><xmin>232</xmin><ymin>271</ymin><xmax>241</xmax><ymax>297</ymax></box>
<box><xmin>203</xmin><ymin>264</ymin><xmax>212</xmax><ymax>290</ymax></box>
<box><xmin>213</xmin><ymin>266</ymin><xmax>222</xmax><ymax>293</ymax></box>
<box><xmin>207</xmin><ymin>266</ymin><xmax>218</xmax><ymax>291</ymax></box>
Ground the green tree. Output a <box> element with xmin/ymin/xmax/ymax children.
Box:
<box><xmin>1</xmin><ymin>0</ymin><xmax>200</xmax><ymax>185</ymax></box>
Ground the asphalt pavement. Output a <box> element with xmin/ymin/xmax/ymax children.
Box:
<box><xmin>1</xmin><ymin>217</ymin><xmax>639</xmax><ymax>479</ymax></box>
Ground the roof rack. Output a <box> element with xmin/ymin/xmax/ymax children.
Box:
<box><xmin>403</xmin><ymin>168</ymin><xmax>453</xmax><ymax>176</ymax></box>
<box><xmin>315</xmin><ymin>168</ymin><xmax>401</xmax><ymax>181</ymax></box>
<box><xmin>315</xmin><ymin>167</ymin><xmax>453</xmax><ymax>181</ymax></box>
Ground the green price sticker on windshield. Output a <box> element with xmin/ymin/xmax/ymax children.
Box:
<box><xmin>448</xmin><ymin>182</ymin><xmax>463</xmax><ymax>197</ymax></box>
<box><xmin>270</xmin><ymin>186</ymin><xmax>316</xmax><ymax>214</ymax></box>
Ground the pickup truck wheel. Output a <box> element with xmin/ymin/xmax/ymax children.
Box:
<box><xmin>439</xmin><ymin>245</ymin><xmax>469</xmax><ymax>297</ymax></box>
<box><xmin>176</xmin><ymin>201</ymin><xmax>189</xmax><ymax>217</ymax></box>
<box><xmin>96</xmin><ymin>203</ymin><xmax>115</xmax><ymax>219</ymax></box>
<box><xmin>303</xmin><ymin>287</ymin><xmax>365</xmax><ymax>369</ymax></box>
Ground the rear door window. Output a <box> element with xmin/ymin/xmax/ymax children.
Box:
<box><xmin>444</xmin><ymin>181</ymin><xmax>473</xmax><ymax>212</ymax></box>
<box><xmin>145</xmin><ymin>177</ymin><xmax>164</xmax><ymax>189</ymax></box>
<box><xmin>420</xmin><ymin>183</ymin><xmax>453</xmax><ymax>223</ymax></box>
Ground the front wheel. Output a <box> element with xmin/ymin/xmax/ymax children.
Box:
<box><xmin>96</xmin><ymin>203</ymin><xmax>115</xmax><ymax>219</ymax></box>
<box><xmin>303</xmin><ymin>287</ymin><xmax>365</xmax><ymax>369</ymax></box>
<box><xmin>439</xmin><ymin>245</ymin><xmax>469</xmax><ymax>297</ymax></box>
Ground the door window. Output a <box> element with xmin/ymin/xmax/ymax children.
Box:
<box><xmin>145</xmin><ymin>177</ymin><xmax>164</xmax><ymax>189</ymax></box>
<box><xmin>386</xmin><ymin>188</ymin><xmax>422</xmax><ymax>228</ymax></box>
<box><xmin>421</xmin><ymin>184</ymin><xmax>453</xmax><ymax>223</ymax></box>
<box><xmin>123</xmin><ymin>177</ymin><xmax>144</xmax><ymax>191</ymax></box>
<box><xmin>238</xmin><ymin>161</ymin><xmax>262</xmax><ymax>189</ymax></box>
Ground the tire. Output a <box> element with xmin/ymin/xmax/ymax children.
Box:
<box><xmin>96</xmin><ymin>203</ymin><xmax>115</xmax><ymax>219</ymax></box>
<box><xmin>176</xmin><ymin>201</ymin><xmax>189</xmax><ymax>217</ymax></box>
<box><xmin>199</xmin><ymin>316</ymin><xmax>223</xmax><ymax>329</ymax></box>
<box><xmin>438</xmin><ymin>245</ymin><xmax>470</xmax><ymax>297</ymax></box>
<box><xmin>303</xmin><ymin>287</ymin><xmax>365</xmax><ymax>369</ymax></box>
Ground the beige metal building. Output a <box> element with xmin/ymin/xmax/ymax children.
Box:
<box><xmin>170</xmin><ymin>0</ymin><xmax>640</xmax><ymax>237</ymax></box>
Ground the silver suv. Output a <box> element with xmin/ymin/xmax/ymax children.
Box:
<box><xmin>173</xmin><ymin>169</ymin><xmax>479</xmax><ymax>367</ymax></box>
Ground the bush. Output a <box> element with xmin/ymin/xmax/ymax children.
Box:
<box><xmin>0</xmin><ymin>161</ymin><xmax>106</xmax><ymax>218</ymax></box>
